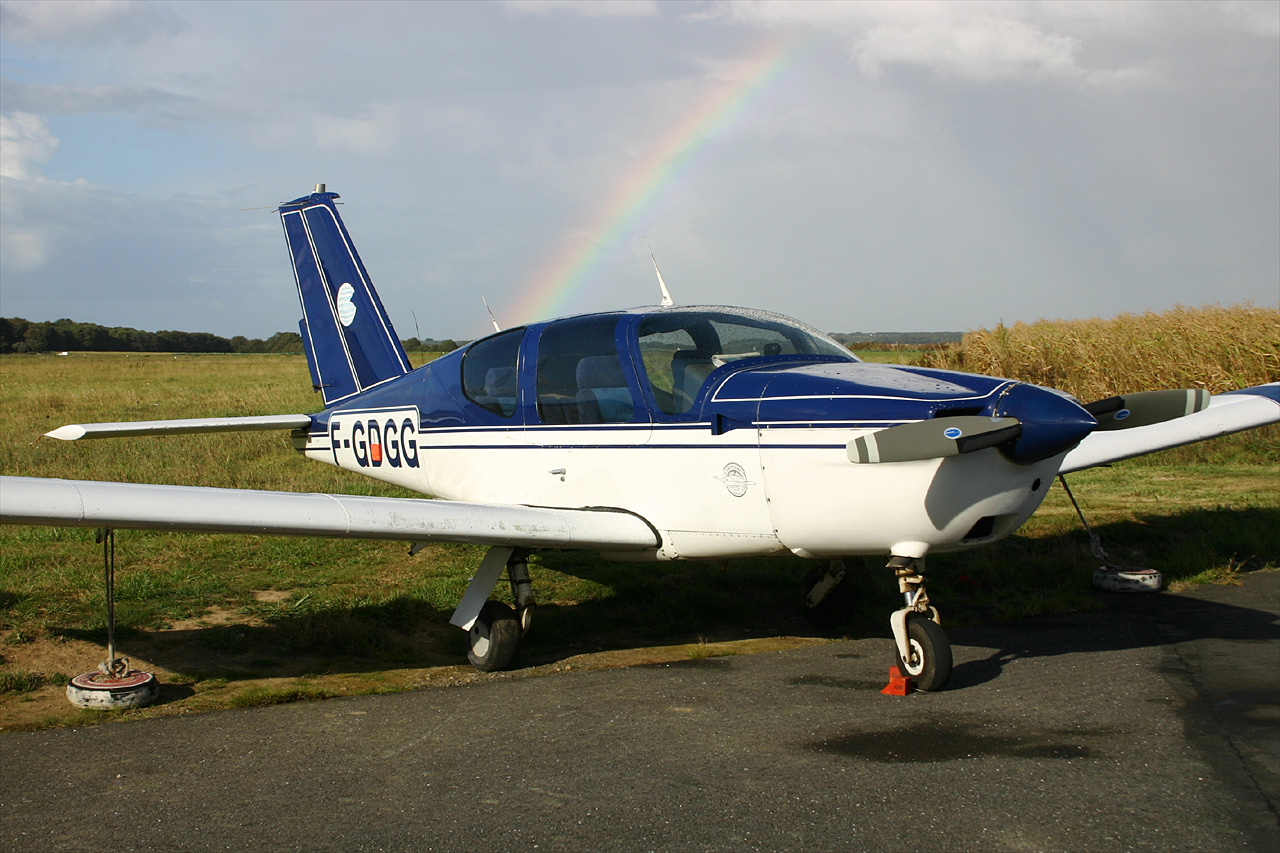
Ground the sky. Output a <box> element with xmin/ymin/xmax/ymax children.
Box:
<box><xmin>1</xmin><ymin>0</ymin><xmax>1277</xmax><ymax>341</ymax></box>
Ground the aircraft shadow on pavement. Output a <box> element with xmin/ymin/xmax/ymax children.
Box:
<box><xmin>34</xmin><ymin>505</ymin><xmax>1278</xmax><ymax>685</ymax></box>
<box><xmin>935</xmin><ymin>503</ymin><xmax>1279</xmax><ymax>690</ymax></box>
<box><xmin>945</xmin><ymin>578</ymin><xmax>1280</xmax><ymax>691</ymax></box>
<box><xmin>52</xmin><ymin>596</ymin><xmax>467</xmax><ymax>682</ymax></box>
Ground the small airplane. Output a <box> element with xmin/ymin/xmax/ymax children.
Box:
<box><xmin>2</xmin><ymin>185</ymin><xmax>1277</xmax><ymax>691</ymax></box>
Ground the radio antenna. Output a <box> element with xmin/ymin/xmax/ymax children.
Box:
<box><xmin>646</xmin><ymin>239</ymin><xmax>674</xmax><ymax>307</ymax></box>
<box><xmin>482</xmin><ymin>296</ymin><xmax>502</xmax><ymax>332</ymax></box>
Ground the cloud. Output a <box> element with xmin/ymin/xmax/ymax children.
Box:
<box><xmin>501</xmin><ymin>0</ymin><xmax>659</xmax><ymax>18</ymax></box>
<box><xmin>1217</xmin><ymin>0</ymin><xmax>1280</xmax><ymax>37</ymax></box>
<box><xmin>0</xmin><ymin>3</ymin><xmax>1273</xmax><ymax>336</ymax></box>
<box><xmin>0</xmin><ymin>177</ymin><xmax>289</xmax><ymax>335</ymax></box>
<box><xmin>1</xmin><ymin>80</ymin><xmax>201</xmax><ymax>126</ymax></box>
<box><xmin>0</xmin><ymin>0</ymin><xmax>184</xmax><ymax>45</ymax></box>
<box><xmin>852</xmin><ymin>14</ymin><xmax>1080</xmax><ymax>82</ymax></box>
<box><xmin>698</xmin><ymin>1</ymin><xmax>1182</xmax><ymax>85</ymax></box>
<box><xmin>0</xmin><ymin>223</ymin><xmax>48</xmax><ymax>273</ymax></box>
<box><xmin>0</xmin><ymin>112</ymin><xmax>58</xmax><ymax>179</ymax></box>
<box><xmin>311</xmin><ymin>105</ymin><xmax>401</xmax><ymax>156</ymax></box>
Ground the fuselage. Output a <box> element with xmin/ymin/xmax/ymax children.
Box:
<box><xmin>294</xmin><ymin>306</ymin><xmax>1084</xmax><ymax>561</ymax></box>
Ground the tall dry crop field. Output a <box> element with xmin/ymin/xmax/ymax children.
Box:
<box><xmin>919</xmin><ymin>303</ymin><xmax>1279</xmax><ymax>399</ymax></box>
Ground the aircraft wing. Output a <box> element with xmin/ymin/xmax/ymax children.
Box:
<box><xmin>0</xmin><ymin>476</ymin><xmax>660</xmax><ymax>552</ymax></box>
<box><xmin>1059</xmin><ymin>382</ymin><xmax>1280</xmax><ymax>474</ymax></box>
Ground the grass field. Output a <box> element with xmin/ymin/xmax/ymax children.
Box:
<box><xmin>1</xmin><ymin>340</ymin><xmax>1277</xmax><ymax>730</ymax></box>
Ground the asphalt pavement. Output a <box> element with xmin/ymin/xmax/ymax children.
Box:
<box><xmin>2</xmin><ymin>570</ymin><xmax>1277</xmax><ymax>852</ymax></box>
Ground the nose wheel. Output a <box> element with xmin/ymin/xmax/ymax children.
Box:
<box><xmin>896</xmin><ymin>613</ymin><xmax>951</xmax><ymax>691</ymax></box>
<box><xmin>887</xmin><ymin>555</ymin><xmax>952</xmax><ymax>691</ymax></box>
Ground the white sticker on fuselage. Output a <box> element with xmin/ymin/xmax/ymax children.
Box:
<box><xmin>330</xmin><ymin>408</ymin><xmax>421</xmax><ymax>470</ymax></box>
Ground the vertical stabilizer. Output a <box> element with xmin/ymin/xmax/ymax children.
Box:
<box><xmin>278</xmin><ymin>187</ymin><xmax>410</xmax><ymax>405</ymax></box>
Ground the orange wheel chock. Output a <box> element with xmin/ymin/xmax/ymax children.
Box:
<box><xmin>881</xmin><ymin>665</ymin><xmax>915</xmax><ymax>696</ymax></box>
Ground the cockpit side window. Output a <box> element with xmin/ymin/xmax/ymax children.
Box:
<box><xmin>461</xmin><ymin>328</ymin><xmax>523</xmax><ymax>417</ymax></box>
<box><xmin>637</xmin><ymin>311</ymin><xmax>853</xmax><ymax>415</ymax></box>
<box><xmin>536</xmin><ymin>315</ymin><xmax>636</xmax><ymax>425</ymax></box>
<box><xmin>636</xmin><ymin>324</ymin><xmax>701</xmax><ymax>415</ymax></box>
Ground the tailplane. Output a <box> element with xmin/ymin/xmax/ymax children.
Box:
<box><xmin>279</xmin><ymin>186</ymin><xmax>410</xmax><ymax>405</ymax></box>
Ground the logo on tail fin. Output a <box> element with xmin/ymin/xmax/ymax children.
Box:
<box><xmin>336</xmin><ymin>283</ymin><xmax>357</xmax><ymax>327</ymax></box>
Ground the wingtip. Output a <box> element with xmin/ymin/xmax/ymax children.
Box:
<box><xmin>44</xmin><ymin>425</ymin><xmax>87</xmax><ymax>441</ymax></box>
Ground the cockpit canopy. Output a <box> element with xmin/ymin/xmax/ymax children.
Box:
<box><xmin>460</xmin><ymin>307</ymin><xmax>857</xmax><ymax>425</ymax></box>
<box><xmin>634</xmin><ymin>309</ymin><xmax>854</xmax><ymax>414</ymax></box>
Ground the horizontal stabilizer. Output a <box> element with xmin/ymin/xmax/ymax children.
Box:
<box><xmin>1060</xmin><ymin>383</ymin><xmax>1280</xmax><ymax>473</ymax></box>
<box><xmin>0</xmin><ymin>476</ymin><xmax>660</xmax><ymax>552</ymax></box>
<box><xmin>44</xmin><ymin>415</ymin><xmax>314</xmax><ymax>441</ymax></box>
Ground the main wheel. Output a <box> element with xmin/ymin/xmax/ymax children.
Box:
<box><xmin>467</xmin><ymin>600</ymin><xmax>520</xmax><ymax>672</ymax></box>
<box><xmin>897</xmin><ymin>616</ymin><xmax>952</xmax><ymax>692</ymax></box>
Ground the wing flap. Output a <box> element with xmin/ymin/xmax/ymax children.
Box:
<box><xmin>0</xmin><ymin>476</ymin><xmax>659</xmax><ymax>552</ymax></box>
<box><xmin>1059</xmin><ymin>383</ymin><xmax>1280</xmax><ymax>474</ymax></box>
<box><xmin>44</xmin><ymin>415</ymin><xmax>315</xmax><ymax>441</ymax></box>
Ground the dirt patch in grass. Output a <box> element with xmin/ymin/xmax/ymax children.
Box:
<box><xmin>252</xmin><ymin>589</ymin><xmax>295</xmax><ymax>603</ymax></box>
<box><xmin>166</xmin><ymin>604</ymin><xmax>258</xmax><ymax>632</ymax></box>
<box><xmin>0</xmin><ymin>623</ymin><xmax>831</xmax><ymax>732</ymax></box>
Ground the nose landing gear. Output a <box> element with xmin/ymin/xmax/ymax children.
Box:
<box><xmin>887</xmin><ymin>555</ymin><xmax>952</xmax><ymax>692</ymax></box>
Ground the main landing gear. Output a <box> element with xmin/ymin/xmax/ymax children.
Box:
<box><xmin>450</xmin><ymin>547</ymin><xmax>536</xmax><ymax>672</ymax></box>
<box><xmin>800</xmin><ymin>559</ymin><xmax>855</xmax><ymax>629</ymax></box>
<box><xmin>887</xmin><ymin>555</ymin><xmax>952</xmax><ymax>692</ymax></box>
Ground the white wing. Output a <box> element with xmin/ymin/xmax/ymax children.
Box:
<box><xmin>0</xmin><ymin>476</ymin><xmax>659</xmax><ymax>552</ymax></box>
<box><xmin>1060</xmin><ymin>383</ymin><xmax>1280</xmax><ymax>474</ymax></box>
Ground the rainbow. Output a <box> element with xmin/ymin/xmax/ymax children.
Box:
<box><xmin>509</xmin><ymin>38</ymin><xmax>813</xmax><ymax>326</ymax></box>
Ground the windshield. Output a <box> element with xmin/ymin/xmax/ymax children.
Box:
<box><xmin>636</xmin><ymin>309</ymin><xmax>854</xmax><ymax>415</ymax></box>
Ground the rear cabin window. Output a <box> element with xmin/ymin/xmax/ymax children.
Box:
<box><xmin>637</xmin><ymin>311</ymin><xmax>852</xmax><ymax>415</ymax></box>
<box><xmin>462</xmin><ymin>328</ymin><xmax>523</xmax><ymax>417</ymax></box>
<box><xmin>536</xmin><ymin>316</ymin><xmax>636</xmax><ymax>425</ymax></box>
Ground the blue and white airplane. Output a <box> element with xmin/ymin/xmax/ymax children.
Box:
<box><xmin>3</xmin><ymin>186</ymin><xmax>1277</xmax><ymax>690</ymax></box>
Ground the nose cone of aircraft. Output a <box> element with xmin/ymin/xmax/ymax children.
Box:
<box><xmin>996</xmin><ymin>383</ymin><xmax>1098</xmax><ymax>464</ymax></box>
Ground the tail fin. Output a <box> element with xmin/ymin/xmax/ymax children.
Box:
<box><xmin>278</xmin><ymin>187</ymin><xmax>410</xmax><ymax>406</ymax></box>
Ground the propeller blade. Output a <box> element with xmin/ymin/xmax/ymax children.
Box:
<box><xmin>1083</xmin><ymin>389</ymin><xmax>1211</xmax><ymax>431</ymax></box>
<box><xmin>847</xmin><ymin>417</ymin><xmax>1022</xmax><ymax>464</ymax></box>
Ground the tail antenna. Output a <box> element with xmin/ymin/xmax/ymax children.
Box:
<box><xmin>482</xmin><ymin>296</ymin><xmax>502</xmax><ymax>333</ymax></box>
<box><xmin>646</xmin><ymin>239</ymin><xmax>675</xmax><ymax>307</ymax></box>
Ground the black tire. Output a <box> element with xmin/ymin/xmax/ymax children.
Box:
<box><xmin>897</xmin><ymin>616</ymin><xmax>952</xmax><ymax>692</ymax></box>
<box><xmin>467</xmin><ymin>601</ymin><xmax>520</xmax><ymax>672</ymax></box>
<box><xmin>801</xmin><ymin>560</ymin><xmax>854</xmax><ymax>630</ymax></box>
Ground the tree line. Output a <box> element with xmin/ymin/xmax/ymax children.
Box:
<box><xmin>0</xmin><ymin>317</ymin><xmax>460</xmax><ymax>355</ymax></box>
<box><xmin>2</xmin><ymin>315</ymin><xmax>957</xmax><ymax>356</ymax></box>
<box><xmin>829</xmin><ymin>331</ymin><xmax>962</xmax><ymax>349</ymax></box>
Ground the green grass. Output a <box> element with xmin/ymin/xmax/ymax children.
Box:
<box><xmin>855</xmin><ymin>350</ymin><xmax>925</xmax><ymax>365</ymax></box>
<box><xmin>1</xmin><ymin>351</ymin><xmax>1276</xmax><ymax>727</ymax></box>
<box><xmin>229</xmin><ymin>683</ymin><xmax>337</xmax><ymax>708</ymax></box>
<box><xmin>0</xmin><ymin>670</ymin><xmax>47</xmax><ymax>694</ymax></box>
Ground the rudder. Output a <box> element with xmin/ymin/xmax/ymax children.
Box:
<box><xmin>279</xmin><ymin>186</ymin><xmax>410</xmax><ymax>405</ymax></box>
